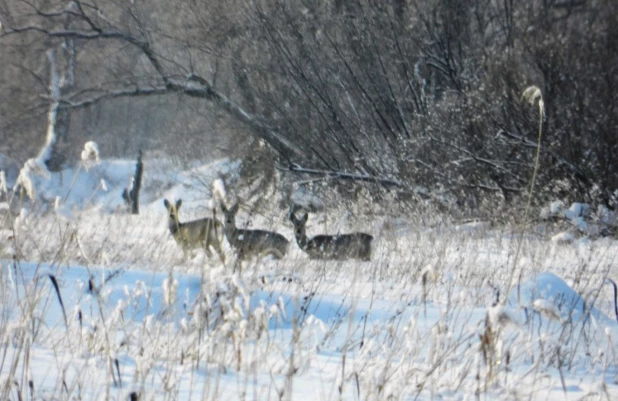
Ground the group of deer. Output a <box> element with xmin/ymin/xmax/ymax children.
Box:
<box><xmin>164</xmin><ymin>199</ymin><xmax>373</xmax><ymax>264</ymax></box>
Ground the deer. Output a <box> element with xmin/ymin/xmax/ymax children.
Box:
<box><xmin>220</xmin><ymin>202</ymin><xmax>290</xmax><ymax>261</ymax></box>
<box><xmin>289</xmin><ymin>207</ymin><xmax>373</xmax><ymax>261</ymax></box>
<box><xmin>164</xmin><ymin>199</ymin><xmax>225</xmax><ymax>263</ymax></box>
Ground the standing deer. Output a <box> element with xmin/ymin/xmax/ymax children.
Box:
<box><xmin>220</xmin><ymin>203</ymin><xmax>289</xmax><ymax>261</ymax></box>
<box><xmin>289</xmin><ymin>208</ymin><xmax>373</xmax><ymax>261</ymax></box>
<box><xmin>164</xmin><ymin>199</ymin><xmax>225</xmax><ymax>263</ymax></box>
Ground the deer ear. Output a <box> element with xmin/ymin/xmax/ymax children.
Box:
<box><xmin>289</xmin><ymin>204</ymin><xmax>301</xmax><ymax>220</ymax></box>
<box><xmin>163</xmin><ymin>199</ymin><xmax>170</xmax><ymax>208</ymax></box>
<box><xmin>220</xmin><ymin>203</ymin><xmax>228</xmax><ymax>213</ymax></box>
<box><xmin>301</xmin><ymin>213</ymin><xmax>308</xmax><ymax>224</ymax></box>
<box><xmin>176</xmin><ymin>199</ymin><xmax>182</xmax><ymax>208</ymax></box>
<box><xmin>231</xmin><ymin>203</ymin><xmax>239</xmax><ymax>214</ymax></box>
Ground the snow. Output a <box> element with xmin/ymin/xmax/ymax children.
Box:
<box><xmin>290</xmin><ymin>188</ymin><xmax>325</xmax><ymax>212</ymax></box>
<box><xmin>569</xmin><ymin>202</ymin><xmax>591</xmax><ymax>219</ymax></box>
<box><xmin>551</xmin><ymin>231</ymin><xmax>575</xmax><ymax>244</ymax></box>
<box><xmin>487</xmin><ymin>304</ymin><xmax>521</xmax><ymax>328</ymax></box>
<box><xmin>508</xmin><ymin>272</ymin><xmax>614</xmax><ymax>325</ymax></box>
<box><xmin>532</xmin><ymin>298</ymin><xmax>564</xmax><ymax>322</ymax></box>
<box><xmin>539</xmin><ymin>200</ymin><xmax>613</xmax><ymax>237</ymax></box>
<box><xmin>54</xmin><ymin>196</ymin><xmax>77</xmax><ymax>222</ymax></box>
<box><xmin>550</xmin><ymin>200</ymin><xmax>565</xmax><ymax>215</ymax></box>
<box><xmin>1</xmin><ymin>156</ymin><xmax>617</xmax><ymax>400</ymax></box>
<box><xmin>597</xmin><ymin>204</ymin><xmax>618</xmax><ymax>226</ymax></box>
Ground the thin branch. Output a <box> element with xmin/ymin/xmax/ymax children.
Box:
<box><xmin>58</xmin><ymin>86</ymin><xmax>170</xmax><ymax>109</ymax></box>
<box><xmin>497</xmin><ymin>129</ymin><xmax>590</xmax><ymax>184</ymax></box>
<box><xmin>428</xmin><ymin>134</ymin><xmax>525</xmax><ymax>183</ymax></box>
<box><xmin>2</xmin><ymin>26</ymin><xmax>126</xmax><ymax>40</ymax></box>
<box><xmin>280</xmin><ymin>163</ymin><xmax>403</xmax><ymax>188</ymax></box>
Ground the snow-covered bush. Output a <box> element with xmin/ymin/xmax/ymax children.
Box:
<box><xmin>540</xmin><ymin>199</ymin><xmax>617</xmax><ymax>238</ymax></box>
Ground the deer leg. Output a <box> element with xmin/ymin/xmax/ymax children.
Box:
<box><xmin>203</xmin><ymin>245</ymin><xmax>214</xmax><ymax>259</ymax></box>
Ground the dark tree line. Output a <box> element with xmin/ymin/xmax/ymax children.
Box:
<box><xmin>0</xmin><ymin>0</ymin><xmax>616</xmax><ymax>214</ymax></box>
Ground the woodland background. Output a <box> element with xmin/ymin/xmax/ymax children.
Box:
<box><xmin>1</xmin><ymin>0</ymin><xmax>616</xmax><ymax>218</ymax></box>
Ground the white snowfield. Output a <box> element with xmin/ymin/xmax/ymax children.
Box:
<box><xmin>1</xmin><ymin>156</ymin><xmax>617</xmax><ymax>400</ymax></box>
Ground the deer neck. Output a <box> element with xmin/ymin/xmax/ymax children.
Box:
<box><xmin>223</xmin><ymin>222</ymin><xmax>238</xmax><ymax>240</ymax></box>
<box><xmin>295</xmin><ymin>230</ymin><xmax>308</xmax><ymax>250</ymax></box>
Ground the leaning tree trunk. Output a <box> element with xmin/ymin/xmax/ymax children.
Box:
<box><xmin>44</xmin><ymin>10</ymin><xmax>76</xmax><ymax>172</ymax></box>
<box><xmin>122</xmin><ymin>150</ymin><xmax>143</xmax><ymax>214</ymax></box>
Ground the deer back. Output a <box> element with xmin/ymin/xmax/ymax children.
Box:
<box><xmin>290</xmin><ymin>211</ymin><xmax>373</xmax><ymax>261</ymax></box>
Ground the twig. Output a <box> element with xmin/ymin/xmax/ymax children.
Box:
<box><xmin>47</xmin><ymin>274</ymin><xmax>68</xmax><ymax>331</ymax></box>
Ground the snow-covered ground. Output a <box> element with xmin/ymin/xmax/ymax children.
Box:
<box><xmin>1</xmin><ymin>155</ymin><xmax>617</xmax><ymax>400</ymax></box>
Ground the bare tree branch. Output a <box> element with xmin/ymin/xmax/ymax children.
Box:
<box><xmin>280</xmin><ymin>163</ymin><xmax>403</xmax><ymax>188</ymax></box>
<box><xmin>1</xmin><ymin>20</ymin><xmax>302</xmax><ymax>160</ymax></box>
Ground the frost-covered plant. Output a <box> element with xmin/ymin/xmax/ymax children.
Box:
<box><xmin>507</xmin><ymin>85</ymin><xmax>545</xmax><ymax>305</ymax></box>
<box><xmin>162</xmin><ymin>274</ymin><xmax>178</xmax><ymax>309</ymax></box>
<box><xmin>12</xmin><ymin>158</ymin><xmax>50</xmax><ymax>201</ymax></box>
<box><xmin>81</xmin><ymin>141</ymin><xmax>100</xmax><ymax>170</ymax></box>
